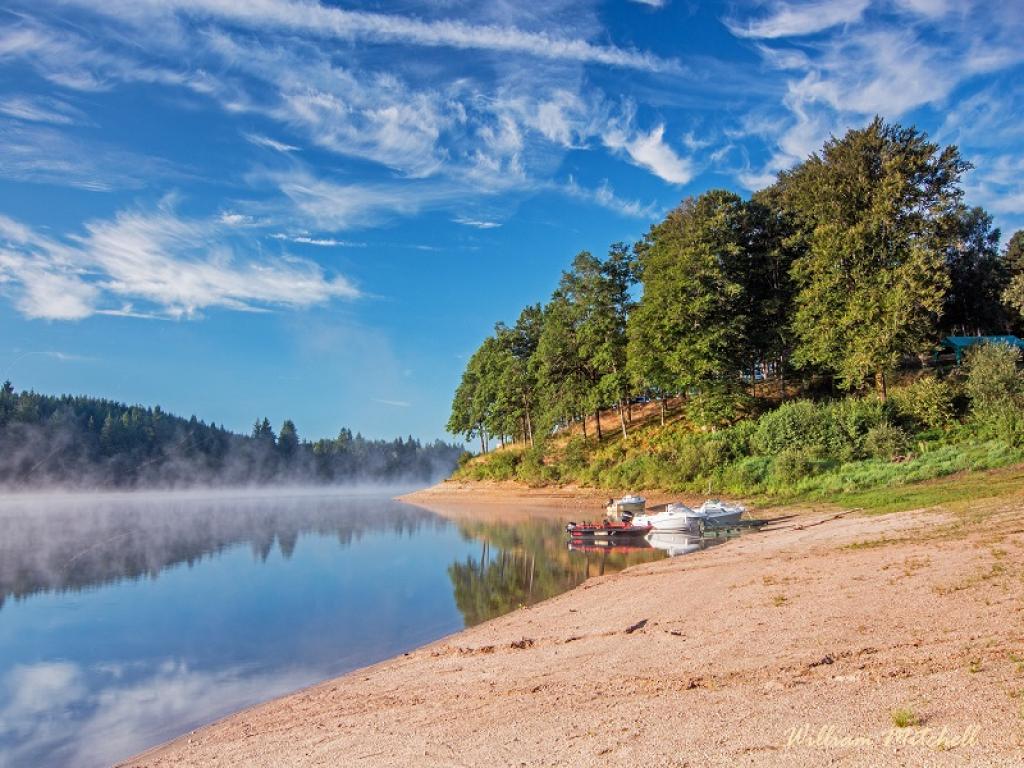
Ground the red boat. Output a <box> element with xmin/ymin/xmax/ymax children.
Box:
<box><xmin>565</xmin><ymin>520</ymin><xmax>653</xmax><ymax>538</ymax></box>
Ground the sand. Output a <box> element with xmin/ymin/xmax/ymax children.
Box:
<box><xmin>123</xmin><ymin>481</ymin><xmax>1024</xmax><ymax>767</ymax></box>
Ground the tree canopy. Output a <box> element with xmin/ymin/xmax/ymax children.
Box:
<box><xmin>449</xmin><ymin>118</ymin><xmax>1019</xmax><ymax>446</ymax></box>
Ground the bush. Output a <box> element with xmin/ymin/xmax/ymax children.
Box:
<box><xmin>830</xmin><ymin>397</ymin><xmax>889</xmax><ymax>458</ymax></box>
<box><xmin>561</xmin><ymin>436</ymin><xmax>590</xmax><ymax>474</ymax></box>
<box><xmin>863</xmin><ymin>422</ymin><xmax>911</xmax><ymax>460</ymax></box>
<box><xmin>753</xmin><ymin>400</ymin><xmax>836</xmax><ymax>455</ymax></box>
<box><xmin>964</xmin><ymin>343</ymin><xmax>1024</xmax><ymax>442</ymax></box>
<box><xmin>720</xmin><ymin>455</ymin><xmax>771</xmax><ymax>491</ymax></box>
<box><xmin>771</xmin><ymin>447</ymin><xmax>820</xmax><ymax>485</ymax></box>
<box><xmin>889</xmin><ymin>377</ymin><xmax>955</xmax><ymax>430</ymax></box>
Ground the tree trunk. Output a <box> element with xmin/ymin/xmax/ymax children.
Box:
<box><xmin>876</xmin><ymin>370</ymin><xmax>888</xmax><ymax>401</ymax></box>
<box><xmin>525</xmin><ymin>409</ymin><xmax>534</xmax><ymax>448</ymax></box>
<box><xmin>594</xmin><ymin>409</ymin><xmax>602</xmax><ymax>441</ymax></box>
<box><xmin>618</xmin><ymin>400</ymin><xmax>627</xmax><ymax>439</ymax></box>
<box><xmin>479</xmin><ymin>428</ymin><xmax>486</xmax><ymax>455</ymax></box>
<box><xmin>581</xmin><ymin>413</ymin><xmax>587</xmax><ymax>440</ymax></box>
<box><xmin>778</xmin><ymin>356</ymin><xmax>786</xmax><ymax>400</ymax></box>
<box><xmin>660</xmin><ymin>398</ymin><xmax>666</xmax><ymax>427</ymax></box>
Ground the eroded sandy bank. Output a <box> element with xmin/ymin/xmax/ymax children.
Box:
<box><xmin>124</xmin><ymin>486</ymin><xmax>1024</xmax><ymax>767</ymax></box>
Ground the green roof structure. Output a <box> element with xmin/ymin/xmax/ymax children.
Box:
<box><xmin>940</xmin><ymin>335</ymin><xmax>1024</xmax><ymax>364</ymax></box>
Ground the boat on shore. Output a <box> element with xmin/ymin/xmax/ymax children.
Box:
<box><xmin>604</xmin><ymin>495</ymin><xmax>646</xmax><ymax>521</ymax></box>
<box><xmin>632</xmin><ymin>499</ymin><xmax>746</xmax><ymax>532</ymax></box>
<box><xmin>565</xmin><ymin>520</ymin><xmax>652</xmax><ymax>538</ymax></box>
<box><xmin>631</xmin><ymin>502</ymin><xmax>695</xmax><ymax>532</ymax></box>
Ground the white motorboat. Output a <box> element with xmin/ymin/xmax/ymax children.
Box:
<box><xmin>605</xmin><ymin>494</ymin><xmax>646</xmax><ymax>520</ymax></box>
<box><xmin>695</xmin><ymin>499</ymin><xmax>745</xmax><ymax>525</ymax></box>
<box><xmin>631</xmin><ymin>502</ymin><xmax>697</xmax><ymax>532</ymax></box>
<box><xmin>633</xmin><ymin>499</ymin><xmax>746</xmax><ymax>531</ymax></box>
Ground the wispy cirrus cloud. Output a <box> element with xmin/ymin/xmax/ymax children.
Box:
<box><xmin>0</xmin><ymin>202</ymin><xmax>358</xmax><ymax>320</ymax></box>
<box><xmin>726</xmin><ymin>0</ymin><xmax>870</xmax><ymax>39</ymax></box>
<box><xmin>452</xmin><ymin>217</ymin><xmax>501</xmax><ymax>229</ymax></box>
<box><xmin>726</xmin><ymin>0</ymin><xmax>1024</xmax><ymax>202</ymax></box>
<box><xmin>0</xmin><ymin>95</ymin><xmax>83</xmax><ymax>125</ymax></box>
<box><xmin>64</xmin><ymin>0</ymin><xmax>680</xmax><ymax>73</ymax></box>
<box><xmin>562</xmin><ymin>177</ymin><xmax>659</xmax><ymax>220</ymax></box>
<box><xmin>243</xmin><ymin>133</ymin><xmax>300</xmax><ymax>153</ymax></box>
<box><xmin>269</xmin><ymin>233</ymin><xmax>364</xmax><ymax>247</ymax></box>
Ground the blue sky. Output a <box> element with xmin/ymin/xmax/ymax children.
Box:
<box><xmin>1</xmin><ymin>0</ymin><xmax>1022</xmax><ymax>442</ymax></box>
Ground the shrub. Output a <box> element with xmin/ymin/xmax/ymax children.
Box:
<box><xmin>518</xmin><ymin>444</ymin><xmax>551</xmax><ymax>486</ymax></box>
<box><xmin>721</xmin><ymin>455</ymin><xmax>771</xmax><ymax>491</ymax></box>
<box><xmin>771</xmin><ymin>447</ymin><xmax>820</xmax><ymax>486</ymax></box>
<box><xmin>561</xmin><ymin>436</ymin><xmax>590</xmax><ymax>474</ymax></box>
<box><xmin>964</xmin><ymin>343</ymin><xmax>1024</xmax><ymax>442</ymax></box>
<box><xmin>754</xmin><ymin>400</ymin><xmax>838</xmax><ymax>456</ymax></box>
<box><xmin>889</xmin><ymin>377</ymin><xmax>955</xmax><ymax>430</ymax></box>
<box><xmin>830</xmin><ymin>397</ymin><xmax>889</xmax><ymax>458</ymax></box>
<box><xmin>863</xmin><ymin>422</ymin><xmax>911</xmax><ymax>460</ymax></box>
<box><xmin>965</xmin><ymin>343</ymin><xmax>1024</xmax><ymax>413</ymax></box>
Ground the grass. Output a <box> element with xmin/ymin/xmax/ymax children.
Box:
<box><xmin>890</xmin><ymin>707</ymin><xmax>920</xmax><ymax>728</ymax></box>
<box><xmin>771</xmin><ymin>594</ymin><xmax>788</xmax><ymax>607</ymax></box>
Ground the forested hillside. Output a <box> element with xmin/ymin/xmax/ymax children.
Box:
<box><xmin>448</xmin><ymin>118</ymin><xmax>1024</xmax><ymax>497</ymax></box>
<box><xmin>0</xmin><ymin>383</ymin><xmax>463</xmax><ymax>489</ymax></box>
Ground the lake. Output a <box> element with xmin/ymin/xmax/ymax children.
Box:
<box><xmin>0</xmin><ymin>489</ymin><xmax>717</xmax><ymax>767</ymax></box>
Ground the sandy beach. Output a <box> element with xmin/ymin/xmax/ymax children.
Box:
<box><xmin>123</xmin><ymin>478</ymin><xmax>1024</xmax><ymax>767</ymax></box>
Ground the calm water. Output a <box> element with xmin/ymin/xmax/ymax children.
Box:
<box><xmin>0</xmin><ymin>489</ymin><xmax>717</xmax><ymax>767</ymax></box>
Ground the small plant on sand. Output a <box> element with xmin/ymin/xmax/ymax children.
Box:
<box><xmin>968</xmin><ymin>659</ymin><xmax>983</xmax><ymax>673</ymax></box>
<box><xmin>772</xmin><ymin>594</ymin><xmax>787</xmax><ymax>607</ymax></box>
<box><xmin>890</xmin><ymin>707</ymin><xmax>919</xmax><ymax>728</ymax></box>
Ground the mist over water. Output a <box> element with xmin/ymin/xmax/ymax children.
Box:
<box><xmin>0</xmin><ymin>488</ymin><xmax>671</xmax><ymax>768</ymax></box>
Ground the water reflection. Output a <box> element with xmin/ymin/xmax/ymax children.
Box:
<box><xmin>447</xmin><ymin>516</ymin><xmax>665</xmax><ymax>626</ymax></box>
<box><xmin>0</xmin><ymin>494</ymin><xmax>728</xmax><ymax>767</ymax></box>
<box><xmin>0</xmin><ymin>490</ymin><xmax>441</xmax><ymax>609</ymax></box>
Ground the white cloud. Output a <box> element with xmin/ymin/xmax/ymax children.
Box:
<box><xmin>373</xmin><ymin>398</ymin><xmax>411</xmax><ymax>407</ymax></box>
<box><xmin>218</xmin><ymin>212</ymin><xmax>253</xmax><ymax>226</ymax></box>
<box><xmin>0</xmin><ymin>95</ymin><xmax>82</xmax><ymax>125</ymax></box>
<box><xmin>269</xmin><ymin>233</ymin><xmax>363</xmax><ymax>247</ymax></box>
<box><xmin>243</xmin><ymin>132</ymin><xmax>300</xmax><ymax>153</ymax></box>
<box><xmin>893</xmin><ymin>0</ymin><xmax>954</xmax><ymax>18</ymax></box>
<box><xmin>453</xmin><ymin>216</ymin><xmax>501</xmax><ymax>229</ymax></box>
<box><xmin>272</xmin><ymin>170</ymin><xmax>444</xmax><ymax>231</ymax></box>
<box><xmin>67</xmin><ymin>0</ymin><xmax>679</xmax><ymax>73</ymax></box>
<box><xmin>726</xmin><ymin>0</ymin><xmax>1024</xmax><ymax>195</ymax></box>
<box><xmin>562</xmin><ymin>177</ymin><xmax>659</xmax><ymax>219</ymax></box>
<box><xmin>727</xmin><ymin>0</ymin><xmax>870</xmax><ymax>39</ymax></box>
<box><xmin>603</xmin><ymin>123</ymin><xmax>694</xmax><ymax>184</ymax></box>
<box><xmin>629</xmin><ymin>0</ymin><xmax>667</xmax><ymax>7</ymax></box>
<box><xmin>0</xmin><ymin>204</ymin><xmax>359</xmax><ymax>320</ymax></box>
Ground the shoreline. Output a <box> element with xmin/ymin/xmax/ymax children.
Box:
<box><xmin>124</xmin><ymin>481</ymin><xmax>1024</xmax><ymax>767</ymax></box>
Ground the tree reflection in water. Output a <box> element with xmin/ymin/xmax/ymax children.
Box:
<box><xmin>448</xmin><ymin>518</ymin><xmax>665</xmax><ymax>626</ymax></box>
<box><xmin>0</xmin><ymin>491</ymin><xmax>442</xmax><ymax>610</ymax></box>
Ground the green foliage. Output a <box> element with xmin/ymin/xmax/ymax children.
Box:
<box><xmin>753</xmin><ymin>400</ymin><xmax>836</xmax><ymax>456</ymax></box>
<box><xmin>964</xmin><ymin>343</ymin><xmax>1024</xmax><ymax>445</ymax></box>
<box><xmin>889</xmin><ymin>377</ymin><xmax>956</xmax><ymax>430</ymax></box>
<box><xmin>863</xmin><ymin>423</ymin><xmax>911</xmax><ymax>460</ymax></box>
<box><xmin>447</xmin><ymin>118</ymin><xmax>1023</xmax><ymax>505</ymax></box>
<box><xmin>0</xmin><ymin>387</ymin><xmax>463</xmax><ymax>488</ymax></box>
<box><xmin>782</xmin><ymin>117</ymin><xmax>966</xmax><ymax>392</ymax></box>
<box><xmin>771</xmin><ymin>447</ymin><xmax>824</xmax><ymax>486</ymax></box>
